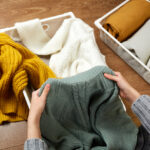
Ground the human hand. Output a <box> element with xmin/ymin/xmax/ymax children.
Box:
<box><xmin>27</xmin><ymin>84</ymin><xmax>50</xmax><ymax>139</ymax></box>
<box><xmin>28</xmin><ymin>84</ymin><xmax>50</xmax><ymax>123</ymax></box>
<box><xmin>104</xmin><ymin>72</ymin><xmax>140</xmax><ymax>103</ymax></box>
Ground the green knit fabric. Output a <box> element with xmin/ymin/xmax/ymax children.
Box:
<box><xmin>39</xmin><ymin>66</ymin><xmax>138</xmax><ymax>150</ymax></box>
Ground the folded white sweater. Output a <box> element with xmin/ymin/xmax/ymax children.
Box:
<box><xmin>15</xmin><ymin>18</ymin><xmax>106</xmax><ymax>77</ymax></box>
<box><xmin>122</xmin><ymin>19</ymin><xmax>150</xmax><ymax>64</ymax></box>
<box><xmin>15</xmin><ymin>19</ymin><xmax>50</xmax><ymax>53</ymax></box>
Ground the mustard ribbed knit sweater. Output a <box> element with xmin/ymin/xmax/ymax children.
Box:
<box><xmin>0</xmin><ymin>33</ymin><xmax>56</xmax><ymax>124</ymax></box>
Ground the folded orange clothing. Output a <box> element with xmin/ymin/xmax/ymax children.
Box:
<box><xmin>103</xmin><ymin>0</ymin><xmax>150</xmax><ymax>42</ymax></box>
<box><xmin>0</xmin><ymin>33</ymin><xmax>57</xmax><ymax>124</ymax></box>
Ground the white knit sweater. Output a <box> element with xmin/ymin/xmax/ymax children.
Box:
<box><xmin>15</xmin><ymin>18</ymin><xmax>106</xmax><ymax>77</ymax></box>
<box><xmin>15</xmin><ymin>19</ymin><xmax>50</xmax><ymax>53</ymax></box>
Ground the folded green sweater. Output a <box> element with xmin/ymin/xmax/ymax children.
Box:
<box><xmin>39</xmin><ymin>66</ymin><xmax>138</xmax><ymax>150</ymax></box>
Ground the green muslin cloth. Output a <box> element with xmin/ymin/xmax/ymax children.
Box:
<box><xmin>39</xmin><ymin>66</ymin><xmax>138</xmax><ymax>150</ymax></box>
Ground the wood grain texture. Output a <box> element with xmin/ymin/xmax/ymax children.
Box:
<box><xmin>0</xmin><ymin>122</ymin><xmax>27</xmax><ymax>150</ymax></box>
<box><xmin>0</xmin><ymin>0</ymin><xmax>150</xmax><ymax>149</ymax></box>
<box><xmin>0</xmin><ymin>144</ymin><xmax>24</xmax><ymax>150</ymax></box>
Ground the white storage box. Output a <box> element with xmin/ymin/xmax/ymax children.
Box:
<box><xmin>95</xmin><ymin>0</ymin><xmax>150</xmax><ymax>84</ymax></box>
<box><xmin>0</xmin><ymin>12</ymin><xmax>126</xmax><ymax>111</ymax></box>
<box><xmin>0</xmin><ymin>12</ymin><xmax>75</xmax><ymax>108</ymax></box>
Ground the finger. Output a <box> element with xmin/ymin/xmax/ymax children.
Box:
<box><xmin>35</xmin><ymin>89</ymin><xmax>40</xmax><ymax>96</ymax></box>
<box><xmin>32</xmin><ymin>89</ymin><xmax>39</xmax><ymax>98</ymax></box>
<box><xmin>114</xmin><ymin>71</ymin><xmax>121</xmax><ymax>76</ymax></box>
<box><xmin>41</xmin><ymin>84</ymin><xmax>50</xmax><ymax>100</ymax></box>
<box><xmin>104</xmin><ymin>73</ymin><xmax>118</xmax><ymax>82</ymax></box>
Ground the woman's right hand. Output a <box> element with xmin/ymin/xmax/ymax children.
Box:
<box><xmin>27</xmin><ymin>84</ymin><xmax>50</xmax><ymax>139</ymax></box>
<box><xmin>104</xmin><ymin>72</ymin><xmax>140</xmax><ymax>103</ymax></box>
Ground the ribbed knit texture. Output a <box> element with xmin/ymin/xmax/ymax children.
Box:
<box><xmin>0</xmin><ymin>33</ymin><xmax>56</xmax><ymax>124</ymax></box>
<box><xmin>39</xmin><ymin>66</ymin><xmax>138</xmax><ymax>150</ymax></box>
<box><xmin>132</xmin><ymin>95</ymin><xmax>150</xmax><ymax>134</ymax></box>
<box><xmin>24</xmin><ymin>138</ymin><xmax>48</xmax><ymax>150</ymax></box>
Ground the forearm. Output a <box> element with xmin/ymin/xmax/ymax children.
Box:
<box><xmin>24</xmin><ymin>120</ymin><xmax>48</xmax><ymax>150</ymax></box>
<box><xmin>24</xmin><ymin>84</ymin><xmax>50</xmax><ymax>150</ymax></box>
<box><xmin>27</xmin><ymin>121</ymin><xmax>41</xmax><ymax>139</ymax></box>
<box><xmin>27</xmin><ymin>113</ymin><xmax>42</xmax><ymax>139</ymax></box>
<box><xmin>132</xmin><ymin>95</ymin><xmax>150</xmax><ymax>134</ymax></box>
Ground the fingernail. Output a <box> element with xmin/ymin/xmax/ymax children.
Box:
<box><xmin>46</xmin><ymin>84</ymin><xmax>50</xmax><ymax>88</ymax></box>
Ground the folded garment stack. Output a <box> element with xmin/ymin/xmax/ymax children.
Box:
<box><xmin>39</xmin><ymin>66</ymin><xmax>138</xmax><ymax>150</ymax></box>
<box><xmin>103</xmin><ymin>0</ymin><xmax>150</xmax><ymax>68</ymax></box>
<box><xmin>103</xmin><ymin>0</ymin><xmax>150</xmax><ymax>42</ymax></box>
<box><xmin>0</xmin><ymin>33</ymin><xmax>56</xmax><ymax>124</ymax></box>
<box><xmin>15</xmin><ymin>19</ymin><xmax>51</xmax><ymax>54</ymax></box>
<box><xmin>15</xmin><ymin>18</ymin><xmax>106</xmax><ymax>78</ymax></box>
<box><xmin>122</xmin><ymin>19</ymin><xmax>150</xmax><ymax>65</ymax></box>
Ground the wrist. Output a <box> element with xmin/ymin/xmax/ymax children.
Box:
<box><xmin>28</xmin><ymin>119</ymin><xmax>40</xmax><ymax>129</ymax></box>
<box><xmin>27</xmin><ymin>119</ymin><xmax>40</xmax><ymax>132</ymax></box>
<box><xmin>126</xmin><ymin>87</ymin><xmax>140</xmax><ymax>103</ymax></box>
<box><xmin>27</xmin><ymin>118</ymin><xmax>41</xmax><ymax>139</ymax></box>
<box><xmin>28</xmin><ymin>113</ymin><xmax>41</xmax><ymax>124</ymax></box>
<box><xmin>27</xmin><ymin>124</ymin><xmax>41</xmax><ymax>139</ymax></box>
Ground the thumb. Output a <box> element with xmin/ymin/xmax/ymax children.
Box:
<box><xmin>41</xmin><ymin>84</ymin><xmax>50</xmax><ymax>100</ymax></box>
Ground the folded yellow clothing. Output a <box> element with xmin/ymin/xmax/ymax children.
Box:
<box><xmin>0</xmin><ymin>33</ymin><xmax>56</xmax><ymax>124</ymax></box>
<box><xmin>103</xmin><ymin>0</ymin><xmax>150</xmax><ymax>42</ymax></box>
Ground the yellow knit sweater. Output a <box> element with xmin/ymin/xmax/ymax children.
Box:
<box><xmin>0</xmin><ymin>33</ymin><xmax>56</xmax><ymax>124</ymax></box>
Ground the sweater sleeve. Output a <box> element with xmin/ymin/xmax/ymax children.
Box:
<box><xmin>24</xmin><ymin>138</ymin><xmax>48</xmax><ymax>150</ymax></box>
<box><xmin>131</xmin><ymin>95</ymin><xmax>150</xmax><ymax>134</ymax></box>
